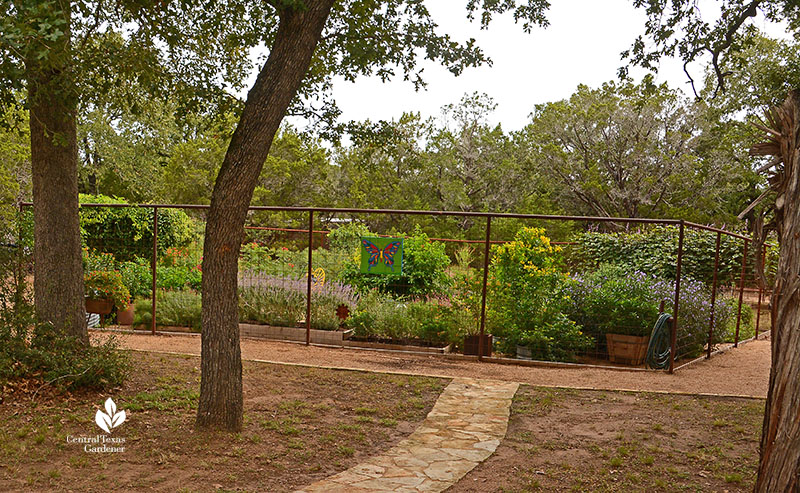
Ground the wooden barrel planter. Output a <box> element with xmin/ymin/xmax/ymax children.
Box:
<box><xmin>605</xmin><ymin>333</ymin><xmax>649</xmax><ymax>366</ymax></box>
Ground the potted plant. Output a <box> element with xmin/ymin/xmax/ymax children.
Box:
<box><xmin>85</xmin><ymin>270</ymin><xmax>131</xmax><ymax>324</ymax></box>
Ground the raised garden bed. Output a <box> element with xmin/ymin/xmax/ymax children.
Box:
<box><xmin>343</xmin><ymin>336</ymin><xmax>452</xmax><ymax>354</ymax></box>
<box><xmin>238</xmin><ymin>323</ymin><xmax>352</xmax><ymax>345</ymax></box>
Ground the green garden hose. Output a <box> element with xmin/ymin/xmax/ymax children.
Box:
<box><xmin>646</xmin><ymin>313</ymin><xmax>673</xmax><ymax>370</ymax></box>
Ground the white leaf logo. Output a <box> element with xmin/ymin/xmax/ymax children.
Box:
<box><xmin>95</xmin><ymin>398</ymin><xmax>126</xmax><ymax>433</ymax></box>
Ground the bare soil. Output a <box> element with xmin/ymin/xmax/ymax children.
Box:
<box><xmin>0</xmin><ymin>351</ymin><xmax>445</xmax><ymax>492</ymax></box>
<box><xmin>450</xmin><ymin>386</ymin><xmax>763</xmax><ymax>492</ymax></box>
<box><xmin>104</xmin><ymin>330</ymin><xmax>772</xmax><ymax>398</ymax></box>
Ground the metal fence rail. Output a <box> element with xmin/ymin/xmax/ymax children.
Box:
<box><xmin>18</xmin><ymin>202</ymin><xmax>774</xmax><ymax>373</ymax></box>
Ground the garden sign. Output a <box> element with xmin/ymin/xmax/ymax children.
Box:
<box><xmin>360</xmin><ymin>236</ymin><xmax>403</xmax><ymax>274</ymax></box>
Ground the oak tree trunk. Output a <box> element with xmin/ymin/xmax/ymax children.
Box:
<box><xmin>751</xmin><ymin>90</ymin><xmax>800</xmax><ymax>491</ymax></box>
<box><xmin>27</xmin><ymin>0</ymin><xmax>87</xmax><ymax>343</ymax></box>
<box><xmin>195</xmin><ymin>0</ymin><xmax>335</xmax><ymax>431</ymax></box>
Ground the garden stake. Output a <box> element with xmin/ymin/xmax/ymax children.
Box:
<box><xmin>306</xmin><ymin>210</ymin><xmax>314</xmax><ymax>346</ymax></box>
<box><xmin>707</xmin><ymin>231</ymin><xmax>721</xmax><ymax>359</ymax></box>
<box><xmin>734</xmin><ymin>240</ymin><xmax>748</xmax><ymax>347</ymax></box>
<box><xmin>669</xmin><ymin>220</ymin><xmax>685</xmax><ymax>374</ymax></box>
<box><xmin>478</xmin><ymin>215</ymin><xmax>492</xmax><ymax>361</ymax></box>
<box><xmin>151</xmin><ymin>206</ymin><xmax>158</xmax><ymax>335</ymax></box>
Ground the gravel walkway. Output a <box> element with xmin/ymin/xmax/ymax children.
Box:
<box><xmin>99</xmin><ymin>331</ymin><xmax>770</xmax><ymax>398</ymax></box>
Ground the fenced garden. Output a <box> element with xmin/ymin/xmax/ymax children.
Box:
<box><xmin>14</xmin><ymin>195</ymin><xmax>775</xmax><ymax>373</ymax></box>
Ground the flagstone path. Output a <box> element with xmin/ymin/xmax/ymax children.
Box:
<box><xmin>295</xmin><ymin>378</ymin><xmax>519</xmax><ymax>493</ymax></box>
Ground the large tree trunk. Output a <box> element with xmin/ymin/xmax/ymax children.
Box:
<box><xmin>195</xmin><ymin>0</ymin><xmax>334</xmax><ymax>431</ymax></box>
<box><xmin>27</xmin><ymin>0</ymin><xmax>87</xmax><ymax>343</ymax></box>
<box><xmin>751</xmin><ymin>90</ymin><xmax>800</xmax><ymax>491</ymax></box>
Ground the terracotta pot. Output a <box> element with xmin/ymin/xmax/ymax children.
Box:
<box><xmin>85</xmin><ymin>298</ymin><xmax>113</xmax><ymax>316</ymax></box>
<box><xmin>463</xmin><ymin>334</ymin><xmax>492</xmax><ymax>356</ymax></box>
<box><xmin>605</xmin><ymin>333</ymin><xmax>649</xmax><ymax>365</ymax></box>
<box><xmin>117</xmin><ymin>303</ymin><xmax>136</xmax><ymax>325</ymax></box>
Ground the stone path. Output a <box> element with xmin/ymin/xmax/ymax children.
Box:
<box><xmin>296</xmin><ymin>378</ymin><xmax>519</xmax><ymax>493</ymax></box>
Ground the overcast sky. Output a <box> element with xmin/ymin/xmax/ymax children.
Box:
<box><xmin>313</xmin><ymin>0</ymin><xmax>786</xmax><ymax>133</ymax></box>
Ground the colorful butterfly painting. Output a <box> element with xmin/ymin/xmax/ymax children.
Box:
<box><xmin>361</xmin><ymin>238</ymin><xmax>403</xmax><ymax>273</ymax></box>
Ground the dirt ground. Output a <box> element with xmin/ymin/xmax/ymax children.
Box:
<box><xmin>0</xmin><ymin>352</ymin><xmax>444</xmax><ymax>492</ymax></box>
<box><xmin>102</xmin><ymin>330</ymin><xmax>772</xmax><ymax>398</ymax></box>
<box><xmin>450</xmin><ymin>386</ymin><xmax>763</xmax><ymax>492</ymax></box>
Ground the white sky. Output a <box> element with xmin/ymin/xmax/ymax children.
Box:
<box><xmin>315</xmin><ymin>0</ymin><xmax>787</xmax><ymax>133</ymax></box>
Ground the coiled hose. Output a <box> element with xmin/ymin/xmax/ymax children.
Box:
<box><xmin>646</xmin><ymin>312</ymin><xmax>673</xmax><ymax>370</ymax></box>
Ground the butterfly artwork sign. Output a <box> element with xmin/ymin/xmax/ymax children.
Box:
<box><xmin>360</xmin><ymin>236</ymin><xmax>403</xmax><ymax>275</ymax></box>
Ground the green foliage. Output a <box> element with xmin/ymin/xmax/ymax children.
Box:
<box><xmin>347</xmin><ymin>292</ymin><xmax>467</xmax><ymax>345</ymax></box>
<box><xmin>84</xmin><ymin>270</ymin><xmax>131</xmax><ymax>311</ymax></box>
<box><xmin>573</xmin><ymin>227</ymin><xmax>749</xmax><ymax>286</ymax></box>
<box><xmin>238</xmin><ymin>276</ymin><xmax>359</xmax><ymax>331</ymax></box>
<box><xmin>564</xmin><ymin>264</ymin><xmax>746</xmax><ymax>358</ymax></box>
<box><xmin>0</xmin><ymin>321</ymin><xmax>130</xmax><ymax>390</ymax></box>
<box><xmin>488</xmin><ymin>227</ymin><xmax>592</xmax><ymax>360</ymax></box>
<box><xmin>79</xmin><ymin>194</ymin><xmax>196</xmax><ymax>261</ymax></box>
<box><xmin>118</xmin><ymin>259</ymin><xmax>151</xmax><ymax>298</ymax></box>
<box><xmin>134</xmin><ymin>290</ymin><xmax>202</xmax><ymax>331</ymax></box>
<box><xmin>511</xmin><ymin>313</ymin><xmax>592</xmax><ymax>362</ymax></box>
<box><xmin>327</xmin><ymin>222</ymin><xmax>372</xmax><ymax>252</ymax></box>
<box><xmin>563</xmin><ymin>265</ymin><xmax>663</xmax><ymax>338</ymax></box>
<box><xmin>341</xmin><ymin>226</ymin><xmax>451</xmax><ymax>297</ymax></box>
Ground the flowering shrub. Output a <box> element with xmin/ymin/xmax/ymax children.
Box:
<box><xmin>563</xmin><ymin>264</ymin><xmax>751</xmax><ymax>358</ymax></box>
<box><xmin>488</xmin><ymin>227</ymin><xmax>592</xmax><ymax>360</ymax></box>
<box><xmin>84</xmin><ymin>270</ymin><xmax>131</xmax><ymax>310</ymax></box>
<box><xmin>238</xmin><ymin>274</ymin><xmax>359</xmax><ymax>330</ymax></box>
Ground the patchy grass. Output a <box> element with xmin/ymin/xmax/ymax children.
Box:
<box><xmin>0</xmin><ymin>351</ymin><xmax>445</xmax><ymax>492</ymax></box>
<box><xmin>450</xmin><ymin>386</ymin><xmax>763</xmax><ymax>492</ymax></box>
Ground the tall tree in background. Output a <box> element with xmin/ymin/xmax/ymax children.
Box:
<box><xmin>1</xmin><ymin>0</ymin><xmax>260</xmax><ymax>340</ymax></box>
<box><xmin>626</xmin><ymin>1</ymin><xmax>800</xmax><ymax>489</ymax></box>
<box><xmin>522</xmin><ymin>80</ymin><xmax>705</xmax><ymax>219</ymax></box>
<box><xmin>197</xmin><ymin>0</ymin><xmax>553</xmax><ymax>430</ymax></box>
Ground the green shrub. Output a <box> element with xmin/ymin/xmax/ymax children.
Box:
<box><xmin>327</xmin><ymin>222</ymin><xmax>372</xmax><ymax>252</ymax></box>
<box><xmin>340</xmin><ymin>226</ymin><xmax>452</xmax><ymax>297</ymax></box>
<box><xmin>486</xmin><ymin>227</ymin><xmax>592</xmax><ymax>361</ymax></box>
<box><xmin>134</xmin><ymin>290</ymin><xmax>202</xmax><ymax>331</ymax></box>
<box><xmin>119</xmin><ymin>258</ymin><xmax>152</xmax><ymax>298</ymax></box>
<box><xmin>573</xmin><ymin>227</ymin><xmax>764</xmax><ymax>286</ymax></box>
<box><xmin>0</xmin><ymin>322</ymin><xmax>130</xmax><ymax>390</ymax></box>
<box><xmin>347</xmin><ymin>291</ymin><xmax>468</xmax><ymax>345</ymax></box>
<box><xmin>563</xmin><ymin>264</ymin><xmax>747</xmax><ymax>359</ymax></box>
<box><xmin>79</xmin><ymin>194</ymin><xmax>197</xmax><ymax>261</ymax></box>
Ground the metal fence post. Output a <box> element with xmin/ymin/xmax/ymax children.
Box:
<box><xmin>734</xmin><ymin>239</ymin><xmax>748</xmax><ymax>347</ymax></box>
<box><xmin>669</xmin><ymin>221</ymin><xmax>685</xmax><ymax>374</ymax></box>
<box><xmin>305</xmin><ymin>210</ymin><xmax>314</xmax><ymax>346</ymax></box>
<box><xmin>151</xmin><ymin>206</ymin><xmax>158</xmax><ymax>335</ymax></box>
<box><xmin>478</xmin><ymin>215</ymin><xmax>492</xmax><ymax>361</ymax></box>
<box><xmin>755</xmin><ymin>244</ymin><xmax>766</xmax><ymax>336</ymax></box>
<box><xmin>706</xmin><ymin>231</ymin><xmax>721</xmax><ymax>358</ymax></box>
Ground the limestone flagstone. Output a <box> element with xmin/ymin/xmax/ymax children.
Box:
<box><xmin>296</xmin><ymin>377</ymin><xmax>519</xmax><ymax>493</ymax></box>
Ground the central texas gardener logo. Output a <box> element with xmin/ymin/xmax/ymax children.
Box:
<box><xmin>95</xmin><ymin>398</ymin><xmax>126</xmax><ymax>433</ymax></box>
